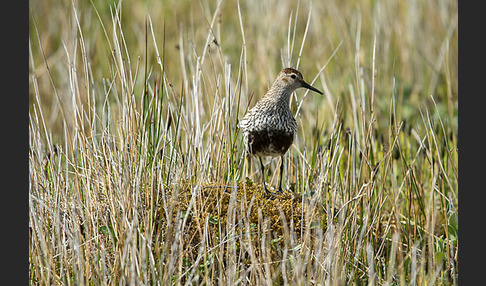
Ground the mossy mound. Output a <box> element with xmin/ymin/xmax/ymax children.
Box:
<box><xmin>155</xmin><ymin>179</ymin><xmax>327</xmax><ymax>262</ymax></box>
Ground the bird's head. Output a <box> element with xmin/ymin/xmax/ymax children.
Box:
<box><xmin>275</xmin><ymin>67</ymin><xmax>323</xmax><ymax>95</ymax></box>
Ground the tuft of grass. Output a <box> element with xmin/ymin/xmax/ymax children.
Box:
<box><xmin>29</xmin><ymin>0</ymin><xmax>457</xmax><ymax>284</ymax></box>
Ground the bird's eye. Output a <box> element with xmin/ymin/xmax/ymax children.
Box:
<box><xmin>290</xmin><ymin>74</ymin><xmax>296</xmax><ymax>79</ymax></box>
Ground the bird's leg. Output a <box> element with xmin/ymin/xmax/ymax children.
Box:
<box><xmin>259</xmin><ymin>157</ymin><xmax>272</xmax><ymax>195</ymax></box>
<box><xmin>277</xmin><ymin>155</ymin><xmax>284</xmax><ymax>193</ymax></box>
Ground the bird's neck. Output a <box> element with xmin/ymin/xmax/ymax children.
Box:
<box><xmin>265</xmin><ymin>83</ymin><xmax>295</xmax><ymax>109</ymax></box>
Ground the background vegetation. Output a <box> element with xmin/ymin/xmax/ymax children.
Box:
<box><xmin>29</xmin><ymin>0</ymin><xmax>458</xmax><ymax>284</ymax></box>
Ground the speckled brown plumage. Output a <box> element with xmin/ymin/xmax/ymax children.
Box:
<box><xmin>238</xmin><ymin>67</ymin><xmax>323</xmax><ymax>195</ymax></box>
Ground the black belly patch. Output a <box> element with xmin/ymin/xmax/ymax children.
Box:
<box><xmin>248</xmin><ymin>129</ymin><xmax>294</xmax><ymax>156</ymax></box>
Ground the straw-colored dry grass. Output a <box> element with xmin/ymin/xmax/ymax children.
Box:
<box><xmin>29</xmin><ymin>0</ymin><xmax>457</xmax><ymax>284</ymax></box>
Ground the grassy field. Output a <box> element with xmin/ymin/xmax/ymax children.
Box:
<box><xmin>29</xmin><ymin>0</ymin><xmax>458</xmax><ymax>284</ymax></box>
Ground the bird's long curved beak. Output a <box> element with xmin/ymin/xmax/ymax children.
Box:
<box><xmin>301</xmin><ymin>81</ymin><xmax>323</xmax><ymax>95</ymax></box>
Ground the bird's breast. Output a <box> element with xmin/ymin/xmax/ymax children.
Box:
<box><xmin>247</xmin><ymin>128</ymin><xmax>295</xmax><ymax>157</ymax></box>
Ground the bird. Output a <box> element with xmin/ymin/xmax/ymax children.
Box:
<box><xmin>238</xmin><ymin>67</ymin><xmax>323</xmax><ymax>195</ymax></box>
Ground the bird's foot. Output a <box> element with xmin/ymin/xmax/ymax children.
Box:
<box><xmin>263</xmin><ymin>187</ymin><xmax>278</xmax><ymax>199</ymax></box>
<box><xmin>263</xmin><ymin>186</ymin><xmax>287</xmax><ymax>199</ymax></box>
